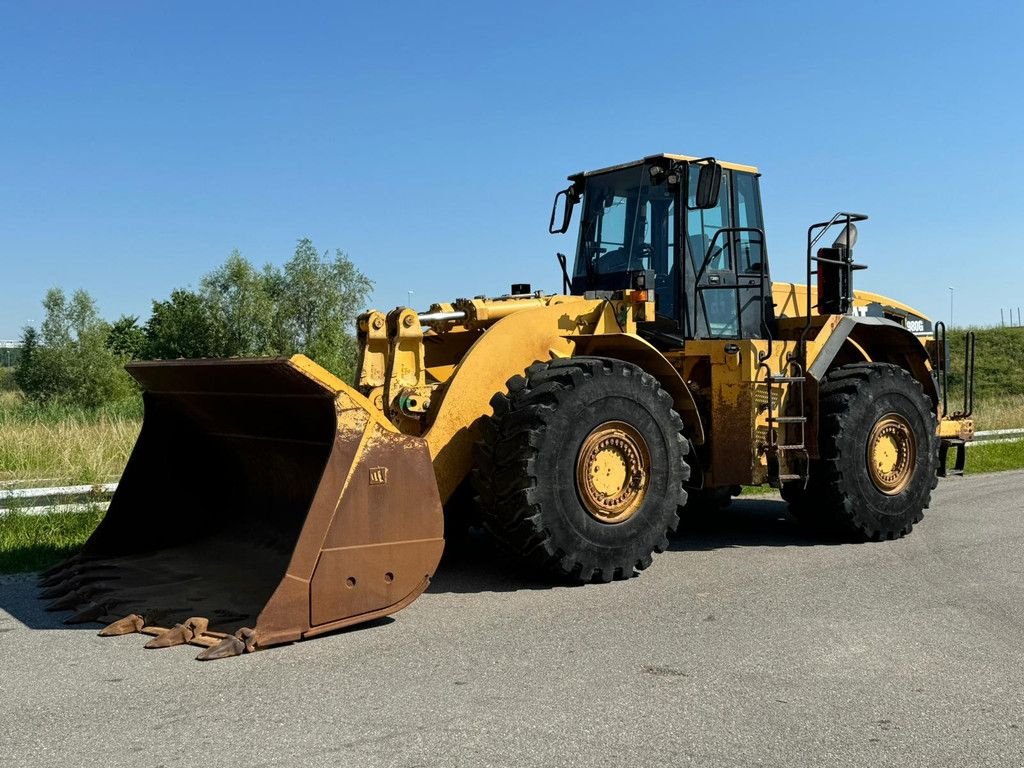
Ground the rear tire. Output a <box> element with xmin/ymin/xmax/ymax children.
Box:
<box><xmin>473</xmin><ymin>357</ymin><xmax>690</xmax><ymax>582</ymax></box>
<box><xmin>789</xmin><ymin>363</ymin><xmax>938</xmax><ymax>540</ymax></box>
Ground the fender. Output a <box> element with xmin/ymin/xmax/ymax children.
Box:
<box><xmin>573</xmin><ymin>333</ymin><xmax>705</xmax><ymax>446</ymax></box>
<box><xmin>807</xmin><ymin>316</ymin><xmax>938</xmax><ymax>405</ymax></box>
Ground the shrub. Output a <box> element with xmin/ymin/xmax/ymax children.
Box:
<box><xmin>0</xmin><ymin>367</ymin><xmax>16</xmax><ymax>392</ymax></box>
<box><xmin>14</xmin><ymin>289</ymin><xmax>136</xmax><ymax>409</ymax></box>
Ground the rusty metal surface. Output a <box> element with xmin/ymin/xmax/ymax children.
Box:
<box><xmin>41</xmin><ymin>355</ymin><xmax>444</xmax><ymax>660</ymax></box>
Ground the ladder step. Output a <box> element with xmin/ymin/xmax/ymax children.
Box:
<box><xmin>768</xmin><ymin>375</ymin><xmax>806</xmax><ymax>383</ymax></box>
<box><xmin>770</xmin><ymin>416</ymin><xmax>807</xmax><ymax>423</ymax></box>
<box><xmin>775</xmin><ymin>474</ymin><xmax>804</xmax><ymax>482</ymax></box>
<box><xmin>774</xmin><ymin>444</ymin><xmax>807</xmax><ymax>450</ymax></box>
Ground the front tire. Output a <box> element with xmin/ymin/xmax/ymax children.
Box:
<box><xmin>473</xmin><ymin>357</ymin><xmax>690</xmax><ymax>582</ymax></box>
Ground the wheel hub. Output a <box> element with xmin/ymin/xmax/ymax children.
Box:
<box><xmin>576</xmin><ymin>421</ymin><xmax>650</xmax><ymax>523</ymax></box>
<box><xmin>866</xmin><ymin>413</ymin><xmax>916</xmax><ymax>495</ymax></box>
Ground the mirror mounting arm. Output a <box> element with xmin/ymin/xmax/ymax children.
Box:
<box><xmin>665</xmin><ymin>157</ymin><xmax>721</xmax><ymax>210</ymax></box>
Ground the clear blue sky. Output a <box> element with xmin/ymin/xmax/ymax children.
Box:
<box><xmin>2</xmin><ymin>1</ymin><xmax>1022</xmax><ymax>338</ymax></box>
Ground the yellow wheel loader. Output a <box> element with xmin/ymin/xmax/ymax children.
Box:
<box><xmin>39</xmin><ymin>153</ymin><xmax>976</xmax><ymax>659</ymax></box>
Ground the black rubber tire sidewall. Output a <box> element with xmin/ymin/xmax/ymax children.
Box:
<box><xmin>534</xmin><ymin>369</ymin><xmax>684</xmax><ymax>566</ymax></box>
<box><xmin>474</xmin><ymin>357</ymin><xmax>690</xmax><ymax>581</ymax></box>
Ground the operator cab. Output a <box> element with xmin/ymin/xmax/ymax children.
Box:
<box><xmin>551</xmin><ymin>154</ymin><xmax>772</xmax><ymax>342</ymax></box>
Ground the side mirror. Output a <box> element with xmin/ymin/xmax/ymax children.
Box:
<box><xmin>694</xmin><ymin>161</ymin><xmax>722</xmax><ymax>209</ymax></box>
<box><xmin>549</xmin><ymin>185</ymin><xmax>578</xmax><ymax>234</ymax></box>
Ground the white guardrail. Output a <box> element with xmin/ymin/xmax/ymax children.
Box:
<box><xmin>0</xmin><ymin>483</ymin><xmax>117</xmax><ymax>516</ymax></box>
<box><xmin>970</xmin><ymin>428</ymin><xmax>1024</xmax><ymax>446</ymax></box>
<box><xmin>1</xmin><ymin>431</ymin><xmax>1021</xmax><ymax>516</ymax></box>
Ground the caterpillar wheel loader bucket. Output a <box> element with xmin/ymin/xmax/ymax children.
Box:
<box><xmin>38</xmin><ymin>356</ymin><xmax>444</xmax><ymax>660</ymax></box>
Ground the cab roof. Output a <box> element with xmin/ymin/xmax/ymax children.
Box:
<box><xmin>571</xmin><ymin>153</ymin><xmax>759</xmax><ymax>180</ymax></box>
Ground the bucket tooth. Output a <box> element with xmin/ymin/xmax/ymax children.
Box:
<box><xmin>38</xmin><ymin>564</ymin><xmax>65</xmax><ymax>581</ymax></box>
<box><xmin>40</xmin><ymin>574</ymin><xmax>109</xmax><ymax>599</ymax></box>
<box><xmin>65</xmin><ymin>602</ymin><xmax>109</xmax><ymax>625</ymax></box>
<box><xmin>39</xmin><ymin>555</ymin><xmax>99</xmax><ymax>585</ymax></box>
<box><xmin>144</xmin><ymin>627</ymin><xmax>186</xmax><ymax>649</ymax></box>
<box><xmin>144</xmin><ymin>617</ymin><xmax>209</xmax><ymax>649</ymax></box>
<box><xmin>40</xmin><ymin>562</ymin><xmax>113</xmax><ymax>589</ymax></box>
<box><xmin>196</xmin><ymin>627</ymin><xmax>256</xmax><ymax>661</ymax></box>
<box><xmin>99</xmin><ymin>614</ymin><xmax>146</xmax><ymax>637</ymax></box>
<box><xmin>38</xmin><ymin>554</ymin><xmax>81</xmax><ymax>581</ymax></box>
<box><xmin>39</xmin><ymin>564</ymin><xmax>81</xmax><ymax>588</ymax></box>
<box><xmin>40</xmin><ymin>579</ymin><xmax>76</xmax><ymax>600</ymax></box>
<box><xmin>196</xmin><ymin>635</ymin><xmax>243</xmax><ymax>660</ymax></box>
<box><xmin>45</xmin><ymin>590</ymin><xmax>83</xmax><ymax>612</ymax></box>
<box><xmin>39</xmin><ymin>571</ymin><xmax>70</xmax><ymax>589</ymax></box>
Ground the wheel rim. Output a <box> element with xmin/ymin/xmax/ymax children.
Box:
<box><xmin>866</xmin><ymin>413</ymin><xmax>916</xmax><ymax>495</ymax></box>
<box><xmin>575</xmin><ymin>421</ymin><xmax>651</xmax><ymax>524</ymax></box>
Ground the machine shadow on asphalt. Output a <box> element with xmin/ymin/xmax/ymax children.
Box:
<box><xmin>428</xmin><ymin>531</ymin><xmax>565</xmax><ymax>595</ymax></box>
<box><xmin>671</xmin><ymin>498</ymin><xmax>848</xmax><ymax>552</ymax></box>
<box><xmin>0</xmin><ymin>498</ymin><xmax>844</xmax><ymax>632</ymax></box>
<box><xmin>0</xmin><ymin>577</ymin><xmax>107</xmax><ymax>633</ymax></box>
<box><xmin>428</xmin><ymin>497</ymin><xmax>845</xmax><ymax>594</ymax></box>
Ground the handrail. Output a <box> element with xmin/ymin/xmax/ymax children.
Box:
<box><xmin>934</xmin><ymin>321</ymin><xmax>949</xmax><ymax>417</ymax></box>
<box><xmin>692</xmin><ymin>225</ymin><xmax>772</xmax><ymax>356</ymax></box>
<box><xmin>798</xmin><ymin>212</ymin><xmax>870</xmax><ymax>362</ymax></box>
<box><xmin>955</xmin><ymin>331</ymin><xmax>976</xmax><ymax>418</ymax></box>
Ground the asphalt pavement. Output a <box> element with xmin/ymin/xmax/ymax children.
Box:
<box><xmin>2</xmin><ymin>472</ymin><xmax>1023</xmax><ymax>767</ymax></box>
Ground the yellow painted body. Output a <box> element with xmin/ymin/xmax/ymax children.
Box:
<box><xmin>773</xmin><ymin>282</ymin><xmax>931</xmax><ymax>323</ymax></box>
<box><xmin>357</xmin><ymin>296</ymin><xmax>682</xmax><ymax>501</ymax></box>
<box><xmin>354</xmin><ymin>287</ymin><xmax>973</xmax><ymax>500</ymax></box>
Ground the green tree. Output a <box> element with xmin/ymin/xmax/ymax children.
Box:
<box><xmin>199</xmin><ymin>250</ymin><xmax>277</xmax><ymax>357</ymax></box>
<box><xmin>276</xmin><ymin>238</ymin><xmax>374</xmax><ymax>378</ymax></box>
<box><xmin>15</xmin><ymin>288</ymin><xmax>135</xmax><ymax>408</ymax></box>
<box><xmin>141</xmin><ymin>240</ymin><xmax>372</xmax><ymax>380</ymax></box>
<box><xmin>106</xmin><ymin>315</ymin><xmax>147</xmax><ymax>359</ymax></box>
<box><xmin>144</xmin><ymin>289</ymin><xmax>225</xmax><ymax>359</ymax></box>
<box><xmin>13</xmin><ymin>325</ymin><xmax>43</xmax><ymax>396</ymax></box>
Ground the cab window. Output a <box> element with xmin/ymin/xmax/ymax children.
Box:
<box><xmin>733</xmin><ymin>172</ymin><xmax>766</xmax><ymax>274</ymax></box>
<box><xmin>687</xmin><ymin>167</ymin><xmax>730</xmax><ymax>272</ymax></box>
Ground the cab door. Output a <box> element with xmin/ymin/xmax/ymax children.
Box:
<box><xmin>686</xmin><ymin>168</ymin><xmax>769</xmax><ymax>340</ymax></box>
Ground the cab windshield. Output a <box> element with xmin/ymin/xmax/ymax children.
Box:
<box><xmin>571</xmin><ymin>164</ymin><xmax>677</xmax><ymax>318</ymax></box>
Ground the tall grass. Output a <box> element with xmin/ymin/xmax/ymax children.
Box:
<box><xmin>964</xmin><ymin>394</ymin><xmax>1024</xmax><ymax>432</ymax></box>
<box><xmin>0</xmin><ymin>390</ymin><xmax>140</xmax><ymax>486</ymax></box>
